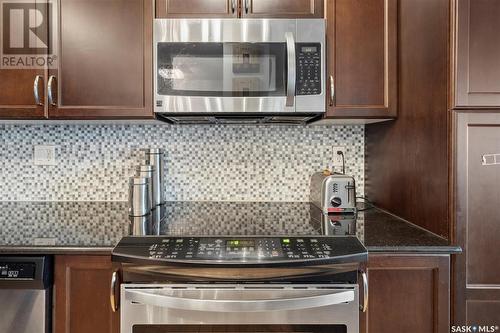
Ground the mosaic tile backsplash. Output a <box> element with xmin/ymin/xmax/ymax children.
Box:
<box><xmin>0</xmin><ymin>124</ymin><xmax>364</xmax><ymax>201</ymax></box>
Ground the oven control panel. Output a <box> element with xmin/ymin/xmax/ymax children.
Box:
<box><xmin>144</xmin><ymin>237</ymin><xmax>344</xmax><ymax>261</ymax></box>
<box><xmin>296</xmin><ymin>43</ymin><xmax>322</xmax><ymax>96</ymax></box>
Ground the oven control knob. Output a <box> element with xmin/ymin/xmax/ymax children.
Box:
<box><xmin>330</xmin><ymin>197</ymin><xmax>342</xmax><ymax>207</ymax></box>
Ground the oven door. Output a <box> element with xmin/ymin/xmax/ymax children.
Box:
<box><xmin>154</xmin><ymin>19</ymin><xmax>325</xmax><ymax>114</ymax></box>
<box><xmin>121</xmin><ymin>284</ymin><xmax>359</xmax><ymax>333</ymax></box>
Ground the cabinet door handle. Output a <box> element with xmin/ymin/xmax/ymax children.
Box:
<box><xmin>359</xmin><ymin>270</ymin><xmax>368</xmax><ymax>312</ymax></box>
<box><xmin>329</xmin><ymin>75</ymin><xmax>335</xmax><ymax>106</ymax></box>
<box><xmin>47</xmin><ymin>75</ymin><xmax>57</xmax><ymax>106</ymax></box>
<box><xmin>33</xmin><ymin>75</ymin><xmax>44</xmax><ymax>106</ymax></box>
<box><xmin>110</xmin><ymin>271</ymin><xmax>120</xmax><ymax>312</ymax></box>
<box><xmin>244</xmin><ymin>0</ymin><xmax>249</xmax><ymax>14</ymax></box>
<box><xmin>231</xmin><ymin>0</ymin><xmax>236</xmax><ymax>13</ymax></box>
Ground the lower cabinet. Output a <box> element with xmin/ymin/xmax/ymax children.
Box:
<box><xmin>54</xmin><ymin>255</ymin><xmax>119</xmax><ymax>333</ymax></box>
<box><xmin>362</xmin><ymin>255</ymin><xmax>451</xmax><ymax>333</ymax></box>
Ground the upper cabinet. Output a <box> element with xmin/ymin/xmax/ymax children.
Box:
<box><xmin>0</xmin><ymin>0</ymin><xmax>48</xmax><ymax>120</ymax></box>
<box><xmin>156</xmin><ymin>0</ymin><xmax>237</xmax><ymax>18</ymax></box>
<box><xmin>48</xmin><ymin>0</ymin><xmax>153</xmax><ymax>119</ymax></box>
<box><xmin>241</xmin><ymin>0</ymin><xmax>323</xmax><ymax>18</ymax></box>
<box><xmin>0</xmin><ymin>69</ymin><xmax>46</xmax><ymax>119</ymax></box>
<box><xmin>156</xmin><ymin>0</ymin><xmax>323</xmax><ymax>18</ymax></box>
<box><xmin>0</xmin><ymin>0</ymin><xmax>153</xmax><ymax>120</ymax></box>
<box><xmin>325</xmin><ymin>0</ymin><xmax>397</xmax><ymax>120</ymax></box>
<box><xmin>455</xmin><ymin>0</ymin><xmax>500</xmax><ymax>108</ymax></box>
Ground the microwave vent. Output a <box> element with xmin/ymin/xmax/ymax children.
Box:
<box><xmin>156</xmin><ymin>114</ymin><xmax>322</xmax><ymax>125</ymax></box>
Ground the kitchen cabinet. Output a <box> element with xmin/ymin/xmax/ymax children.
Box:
<box><xmin>156</xmin><ymin>0</ymin><xmax>237</xmax><ymax>18</ymax></box>
<box><xmin>0</xmin><ymin>0</ymin><xmax>153</xmax><ymax>120</ymax></box>
<box><xmin>454</xmin><ymin>113</ymin><xmax>500</xmax><ymax>325</ymax></box>
<box><xmin>0</xmin><ymin>70</ymin><xmax>46</xmax><ymax>119</ymax></box>
<box><xmin>241</xmin><ymin>0</ymin><xmax>323</xmax><ymax>18</ymax></box>
<box><xmin>0</xmin><ymin>0</ymin><xmax>48</xmax><ymax>119</ymax></box>
<box><xmin>325</xmin><ymin>0</ymin><xmax>397</xmax><ymax>119</ymax></box>
<box><xmin>54</xmin><ymin>255</ymin><xmax>119</xmax><ymax>333</ymax></box>
<box><xmin>0</xmin><ymin>1</ymin><xmax>48</xmax><ymax>121</ymax></box>
<box><xmin>48</xmin><ymin>0</ymin><xmax>153</xmax><ymax>119</ymax></box>
<box><xmin>361</xmin><ymin>255</ymin><xmax>451</xmax><ymax>333</ymax></box>
<box><xmin>156</xmin><ymin>0</ymin><xmax>323</xmax><ymax>18</ymax></box>
<box><xmin>365</xmin><ymin>0</ymin><xmax>451</xmax><ymax>237</ymax></box>
<box><xmin>455</xmin><ymin>0</ymin><xmax>500</xmax><ymax>108</ymax></box>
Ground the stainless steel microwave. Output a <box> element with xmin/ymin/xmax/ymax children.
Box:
<box><xmin>153</xmin><ymin>19</ymin><xmax>325</xmax><ymax>125</ymax></box>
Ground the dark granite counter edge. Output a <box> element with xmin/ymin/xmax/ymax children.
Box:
<box><xmin>0</xmin><ymin>245</ymin><xmax>462</xmax><ymax>255</ymax></box>
<box><xmin>0</xmin><ymin>246</ymin><xmax>114</xmax><ymax>255</ymax></box>
<box><xmin>366</xmin><ymin>246</ymin><xmax>462</xmax><ymax>254</ymax></box>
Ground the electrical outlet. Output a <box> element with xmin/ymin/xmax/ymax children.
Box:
<box><xmin>332</xmin><ymin>146</ymin><xmax>346</xmax><ymax>167</ymax></box>
<box><xmin>34</xmin><ymin>145</ymin><xmax>57</xmax><ymax>166</ymax></box>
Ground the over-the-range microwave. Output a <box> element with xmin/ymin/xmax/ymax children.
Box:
<box><xmin>153</xmin><ymin>19</ymin><xmax>325</xmax><ymax>125</ymax></box>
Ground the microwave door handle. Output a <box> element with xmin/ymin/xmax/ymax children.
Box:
<box><xmin>125</xmin><ymin>289</ymin><xmax>354</xmax><ymax>312</ymax></box>
<box><xmin>285</xmin><ymin>32</ymin><xmax>296</xmax><ymax>107</ymax></box>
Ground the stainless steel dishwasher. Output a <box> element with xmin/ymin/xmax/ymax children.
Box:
<box><xmin>0</xmin><ymin>256</ymin><xmax>53</xmax><ymax>333</ymax></box>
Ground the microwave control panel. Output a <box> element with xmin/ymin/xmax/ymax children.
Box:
<box><xmin>296</xmin><ymin>43</ymin><xmax>322</xmax><ymax>95</ymax></box>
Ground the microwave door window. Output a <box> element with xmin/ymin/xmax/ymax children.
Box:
<box><xmin>227</xmin><ymin>44</ymin><xmax>278</xmax><ymax>96</ymax></box>
<box><xmin>171</xmin><ymin>56</ymin><xmax>222</xmax><ymax>92</ymax></box>
<box><xmin>157</xmin><ymin>42</ymin><xmax>286</xmax><ymax>97</ymax></box>
<box><xmin>157</xmin><ymin>43</ymin><xmax>224</xmax><ymax>95</ymax></box>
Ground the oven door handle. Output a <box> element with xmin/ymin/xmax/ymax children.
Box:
<box><xmin>285</xmin><ymin>31</ymin><xmax>296</xmax><ymax>108</ymax></box>
<box><xmin>125</xmin><ymin>288</ymin><xmax>355</xmax><ymax>312</ymax></box>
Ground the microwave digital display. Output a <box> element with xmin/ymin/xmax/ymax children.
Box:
<box><xmin>301</xmin><ymin>46</ymin><xmax>317</xmax><ymax>53</ymax></box>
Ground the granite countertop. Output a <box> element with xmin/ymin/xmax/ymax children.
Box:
<box><xmin>0</xmin><ymin>201</ymin><xmax>461</xmax><ymax>255</ymax></box>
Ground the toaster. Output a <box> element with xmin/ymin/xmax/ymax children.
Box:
<box><xmin>310</xmin><ymin>171</ymin><xmax>357</xmax><ymax>214</ymax></box>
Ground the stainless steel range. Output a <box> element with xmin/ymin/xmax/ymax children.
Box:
<box><xmin>111</xmin><ymin>202</ymin><xmax>368</xmax><ymax>333</ymax></box>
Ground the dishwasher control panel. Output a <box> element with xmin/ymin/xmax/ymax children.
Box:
<box><xmin>0</xmin><ymin>262</ymin><xmax>36</xmax><ymax>279</ymax></box>
<box><xmin>0</xmin><ymin>256</ymin><xmax>52</xmax><ymax>288</ymax></box>
<box><xmin>113</xmin><ymin>236</ymin><xmax>368</xmax><ymax>264</ymax></box>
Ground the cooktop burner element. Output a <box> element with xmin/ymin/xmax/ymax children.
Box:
<box><xmin>112</xmin><ymin>235</ymin><xmax>367</xmax><ymax>267</ymax></box>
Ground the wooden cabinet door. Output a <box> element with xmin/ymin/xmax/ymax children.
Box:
<box><xmin>455</xmin><ymin>0</ymin><xmax>500</xmax><ymax>108</ymax></box>
<box><xmin>455</xmin><ymin>113</ymin><xmax>500</xmax><ymax>325</ymax></box>
<box><xmin>241</xmin><ymin>0</ymin><xmax>323</xmax><ymax>18</ymax></box>
<box><xmin>0</xmin><ymin>0</ymin><xmax>47</xmax><ymax>119</ymax></box>
<box><xmin>326</xmin><ymin>0</ymin><xmax>397</xmax><ymax>119</ymax></box>
<box><xmin>48</xmin><ymin>0</ymin><xmax>153</xmax><ymax>119</ymax></box>
<box><xmin>54</xmin><ymin>255</ymin><xmax>119</xmax><ymax>333</ymax></box>
<box><xmin>156</xmin><ymin>0</ymin><xmax>237</xmax><ymax>18</ymax></box>
<box><xmin>361</xmin><ymin>255</ymin><xmax>450</xmax><ymax>333</ymax></box>
<box><xmin>0</xmin><ymin>70</ymin><xmax>46</xmax><ymax>119</ymax></box>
